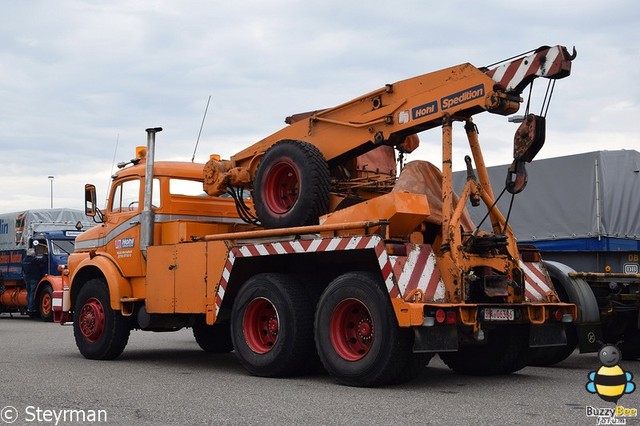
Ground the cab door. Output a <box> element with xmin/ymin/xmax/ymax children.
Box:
<box><xmin>104</xmin><ymin>178</ymin><xmax>146</xmax><ymax>276</ymax></box>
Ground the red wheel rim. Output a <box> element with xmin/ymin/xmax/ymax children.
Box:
<box><xmin>243</xmin><ymin>297</ymin><xmax>279</xmax><ymax>354</ymax></box>
<box><xmin>79</xmin><ymin>297</ymin><xmax>105</xmax><ymax>343</ymax></box>
<box><xmin>262</xmin><ymin>159</ymin><xmax>300</xmax><ymax>214</ymax></box>
<box><xmin>329</xmin><ymin>299</ymin><xmax>374</xmax><ymax>361</ymax></box>
<box><xmin>41</xmin><ymin>293</ymin><xmax>52</xmax><ymax>316</ymax></box>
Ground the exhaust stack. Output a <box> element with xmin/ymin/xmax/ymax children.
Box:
<box><xmin>140</xmin><ymin>127</ymin><xmax>162</xmax><ymax>257</ymax></box>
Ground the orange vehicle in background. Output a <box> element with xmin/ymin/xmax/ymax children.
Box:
<box><xmin>55</xmin><ymin>45</ymin><xmax>583</xmax><ymax>386</ymax></box>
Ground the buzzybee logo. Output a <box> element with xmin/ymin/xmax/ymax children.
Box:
<box><xmin>586</xmin><ymin>343</ymin><xmax>635</xmax><ymax>403</ymax></box>
<box><xmin>584</xmin><ymin>343</ymin><xmax>638</xmax><ymax>425</ymax></box>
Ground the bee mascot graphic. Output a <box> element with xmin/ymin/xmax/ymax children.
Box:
<box><xmin>586</xmin><ymin>343</ymin><xmax>635</xmax><ymax>403</ymax></box>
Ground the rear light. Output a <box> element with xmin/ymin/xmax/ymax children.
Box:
<box><xmin>553</xmin><ymin>308</ymin><xmax>563</xmax><ymax>322</ymax></box>
<box><xmin>425</xmin><ymin>309</ymin><xmax>457</xmax><ymax>326</ymax></box>
<box><xmin>446</xmin><ymin>311</ymin><xmax>457</xmax><ymax>324</ymax></box>
<box><xmin>561</xmin><ymin>313</ymin><xmax>573</xmax><ymax>323</ymax></box>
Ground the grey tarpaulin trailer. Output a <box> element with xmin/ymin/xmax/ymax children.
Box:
<box><xmin>454</xmin><ymin>149</ymin><xmax>640</xmax><ymax>363</ymax></box>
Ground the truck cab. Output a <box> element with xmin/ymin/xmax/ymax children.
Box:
<box><xmin>31</xmin><ymin>230</ymin><xmax>79</xmax><ymax>275</ymax></box>
<box><xmin>70</xmin><ymin>153</ymin><xmax>252</xmax><ymax>320</ymax></box>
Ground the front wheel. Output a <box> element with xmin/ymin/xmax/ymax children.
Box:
<box><xmin>315</xmin><ymin>272</ymin><xmax>427</xmax><ymax>387</ymax></box>
<box><xmin>37</xmin><ymin>284</ymin><xmax>54</xmax><ymax>322</ymax></box>
<box><xmin>73</xmin><ymin>278</ymin><xmax>131</xmax><ymax>360</ymax></box>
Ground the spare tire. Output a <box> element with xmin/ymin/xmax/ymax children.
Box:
<box><xmin>254</xmin><ymin>140</ymin><xmax>329</xmax><ymax>228</ymax></box>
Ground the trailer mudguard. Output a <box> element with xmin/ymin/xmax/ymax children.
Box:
<box><xmin>71</xmin><ymin>254</ymin><xmax>133</xmax><ymax>312</ymax></box>
<box><xmin>544</xmin><ymin>260</ymin><xmax>601</xmax><ymax>352</ymax></box>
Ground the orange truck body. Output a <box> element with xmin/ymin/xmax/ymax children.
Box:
<box><xmin>55</xmin><ymin>46</ymin><xmax>579</xmax><ymax>386</ymax></box>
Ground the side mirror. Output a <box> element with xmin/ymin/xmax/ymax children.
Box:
<box><xmin>85</xmin><ymin>184</ymin><xmax>97</xmax><ymax>217</ymax></box>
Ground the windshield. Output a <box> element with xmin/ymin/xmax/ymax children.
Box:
<box><xmin>50</xmin><ymin>239</ymin><xmax>75</xmax><ymax>255</ymax></box>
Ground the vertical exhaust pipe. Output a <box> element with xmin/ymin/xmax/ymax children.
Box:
<box><xmin>140</xmin><ymin>127</ymin><xmax>162</xmax><ymax>257</ymax></box>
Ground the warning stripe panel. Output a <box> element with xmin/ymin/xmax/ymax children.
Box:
<box><xmin>393</xmin><ymin>245</ymin><xmax>445</xmax><ymax>302</ymax></box>
<box><xmin>521</xmin><ymin>260</ymin><xmax>554</xmax><ymax>302</ymax></box>
<box><xmin>215</xmin><ymin>236</ymin><xmax>394</xmax><ymax>314</ymax></box>
<box><xmin>214</xmin><ymin>235</ymin><xmax>451</xmax><ymax>314</ymax></box>
<box><xmin>487</xmin><ymin>47</ymin><xmax>561</xmax><ymax>92</ymax></box>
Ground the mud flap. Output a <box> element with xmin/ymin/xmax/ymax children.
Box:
<box><xmin>576</xmin><ymin>322</ymin><xmax>603</xmax><ymax>353</ymax></box>
<box><xmin>529</xmin><ymin>323</ymin><xmax>566</xmax><ymax>348</ymax></box>
<box><xmin>413</xmin><ymin>326</ymin><xmax>458</xmax><ymax>353</ymax></box>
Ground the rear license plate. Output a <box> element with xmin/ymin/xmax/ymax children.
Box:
<box><xmin>484</xmin><ymin>308</ymin><xmax>514</xmax><ymax>321</ymax></box>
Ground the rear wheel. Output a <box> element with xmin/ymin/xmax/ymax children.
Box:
<box><xmin>38</xmin><ymin>284</ymin><xmax>53</xmax><ymax>322</ymax></box>
<box><xmin>193</xmin><ymin>321</ymin><xmax>233</xmax><ymax>353</ymax></box>
<box><xmin>527</xmin><ymin>263</ymin><xmax>580</xmax><ymax>366</ymax></box>
<box><xmin>73</xmin><ymin>278</ymin><xmax>131</xmax><ymax>360</ymax></box>
<box><xmin>253</xmin><ymin>140</ymin><xmax>329</xmax><ymax>229</ymax></box>
<box><xmin>315</xmin><ymin>272</ymin><xmax>427</xmax><ymax>387</ymax></box>
<box><xmin>231</xmin><ymin>273</ymin><xmax>314</xmax><ymax>377</ymax></box>
<box><xmin>440</xmin><ymin>326</ymin><xmax>528</xmax><ymax>375</ymax></box>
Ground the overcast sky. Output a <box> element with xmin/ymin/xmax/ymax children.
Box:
<box><xmin>1</xmin><ymin>0</ymin><xmax>638</xmax><ymax>212</ymax></box>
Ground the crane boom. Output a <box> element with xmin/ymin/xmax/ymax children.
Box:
<box><xmin>203</xmin><ymin>45</ymin><xmax>575</xmax><ymax>228</ymax></box>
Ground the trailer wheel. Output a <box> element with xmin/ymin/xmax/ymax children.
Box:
<box><xmin>315</xmin><ymin>272</ymin><xmax>427</xmax><ymax>387</ymax></box>
<box><xmin>527</xmin><ymin>261</ymin><xmax>588</xmax><ymax>366</ymax></box>
<box><xmin>37</xmin><ymin>284</ymin><xmax>54</xmax><ymax>322</ymax></box>
<box><xmin>193</xmin><ymin>321</ymin><xmax>233</xmax><ymax>353</ymax></box>
<box><xmin>73</xmin><ymin>278</ymin><xmax>131</xmax><ymax>360</ymax></box>
<box><xmin>440</xmin><ymin>326</ymin><xmax>528</xmax><ymax>375</ymax></box>
<box><xmin>231</xmin><ymin>273</ymin><xmax>314</xmax><ymax>377</ymax></box>
<box><xmin>254</xmin><ymin>140</ymin><xmax>329</xmax><ymax>229</ymax></box>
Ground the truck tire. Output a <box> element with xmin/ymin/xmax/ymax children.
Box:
<box><xmin>315</xmin><ymin>272</ymin><xmax>428</xmax><ymax>387</ymax></box>
<box><xmin>37</xmin><ymin>284</ymin><xmax>54</xmax><ymax>322</ymax></box>
<box><xmin>73</xmin><ymin>278</ymin><xmax>131</xmax><ymax>360</ymax></box>
<box><xmin>231</xmin><ymin>273</ymin><xmax>314</xmax><ymax>377</ymax></box>
<box><xmin>253</xmin><ymin>140</ymin><xmax>330</xmax><ymax>229</ymax></box>
<box><xmin>440</xmin><ymin>326</ymin><xmax>528</xmax><ymax>375</ymax></box>
<box><xmin>193</xmin><ymin>321</ymin><xmax>233</xmax><ymax>353</ymax></box>
<box><xmin>527</xmin><ymin>261</ymin><xmax>596</xmax><ymax>366</ymax></box>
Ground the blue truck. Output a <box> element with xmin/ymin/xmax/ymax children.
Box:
<box><xmin>0</xmin><ymin>208</ymin><xmax>92</xmax><ymax>321</ymax></box>
<box><xmin>454</xmin><ymin>149</ymin><xmax>640</xmax><ymax>364</ymax></box>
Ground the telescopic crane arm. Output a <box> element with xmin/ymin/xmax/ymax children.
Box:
<box><xmin>203</xmin><ymin>45</ymin><xmax>575</xmax><ymax>229</ymax></box>
<box><xmin>204</xmin><ymin>45</ymin><xmax>575</xmax><ymax>195</ymax></box>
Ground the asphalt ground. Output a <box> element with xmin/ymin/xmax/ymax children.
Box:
<box><xmin>1</xmin><ymin>313</ymin><xmax>639</xmax><ymax>426</ymax></box>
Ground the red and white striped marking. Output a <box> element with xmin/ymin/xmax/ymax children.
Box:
<box><xmin>215</xmin><ymin>236</ymin><xmax>445</xmax><ymax>315</ymax></box>
<box><xmin>214</xmin><ymin>235</ymin><xmax>557</xmax><ymax>313</ymax></box>
<box><xmin>390</xmin><ymin>245</ymin><xmax>446</xmax><ymax>302</ymax></box>
<box><xmin>521</xmin><ymin>260</ymin><xmax>555</xmax><ymax>302</ymax></box>
<box><xmin>52</xmin><ymin>290</ymin><xmax>63</xmax><ymax>311</ymax></box>
<box><xmin>486</xmin><ymin>46</ymin><xmax>563</xmax><ymax>93</ymax></box>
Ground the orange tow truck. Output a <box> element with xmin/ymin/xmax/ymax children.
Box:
<box><xmin>56</xmin><ymin>45</ymin><xmax>578</xmax><ymax>386</ymax></box>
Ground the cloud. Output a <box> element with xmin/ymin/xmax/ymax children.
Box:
<box><xmin>0</xmin><ymin>0</ymin><xmax>638</xmax><ymax>212</ymax></box>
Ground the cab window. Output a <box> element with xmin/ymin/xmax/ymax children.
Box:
<box><xmin>169</xmin><ymin>179</ymin><xmax>206</xmax><ymax>197</ymax></box>
<box><xmin>110</xmin><ymin>179</ymin><xmax>141</xmax><ymax>213</ymax></box>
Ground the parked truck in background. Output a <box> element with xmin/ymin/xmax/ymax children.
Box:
<box><xmin>0</xmin><ymin>208</ymin><xmax>91</xmax><ymax>321</ymax></box>
<box><xmin>454</xmin><ymin>150</ymin><xmax>640</xmax><ymax>364</ymax></box>
<box><xmin>55</xmin><ymin>45</ymin><xmax>581</xmax><ymax>386</ymax></box>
